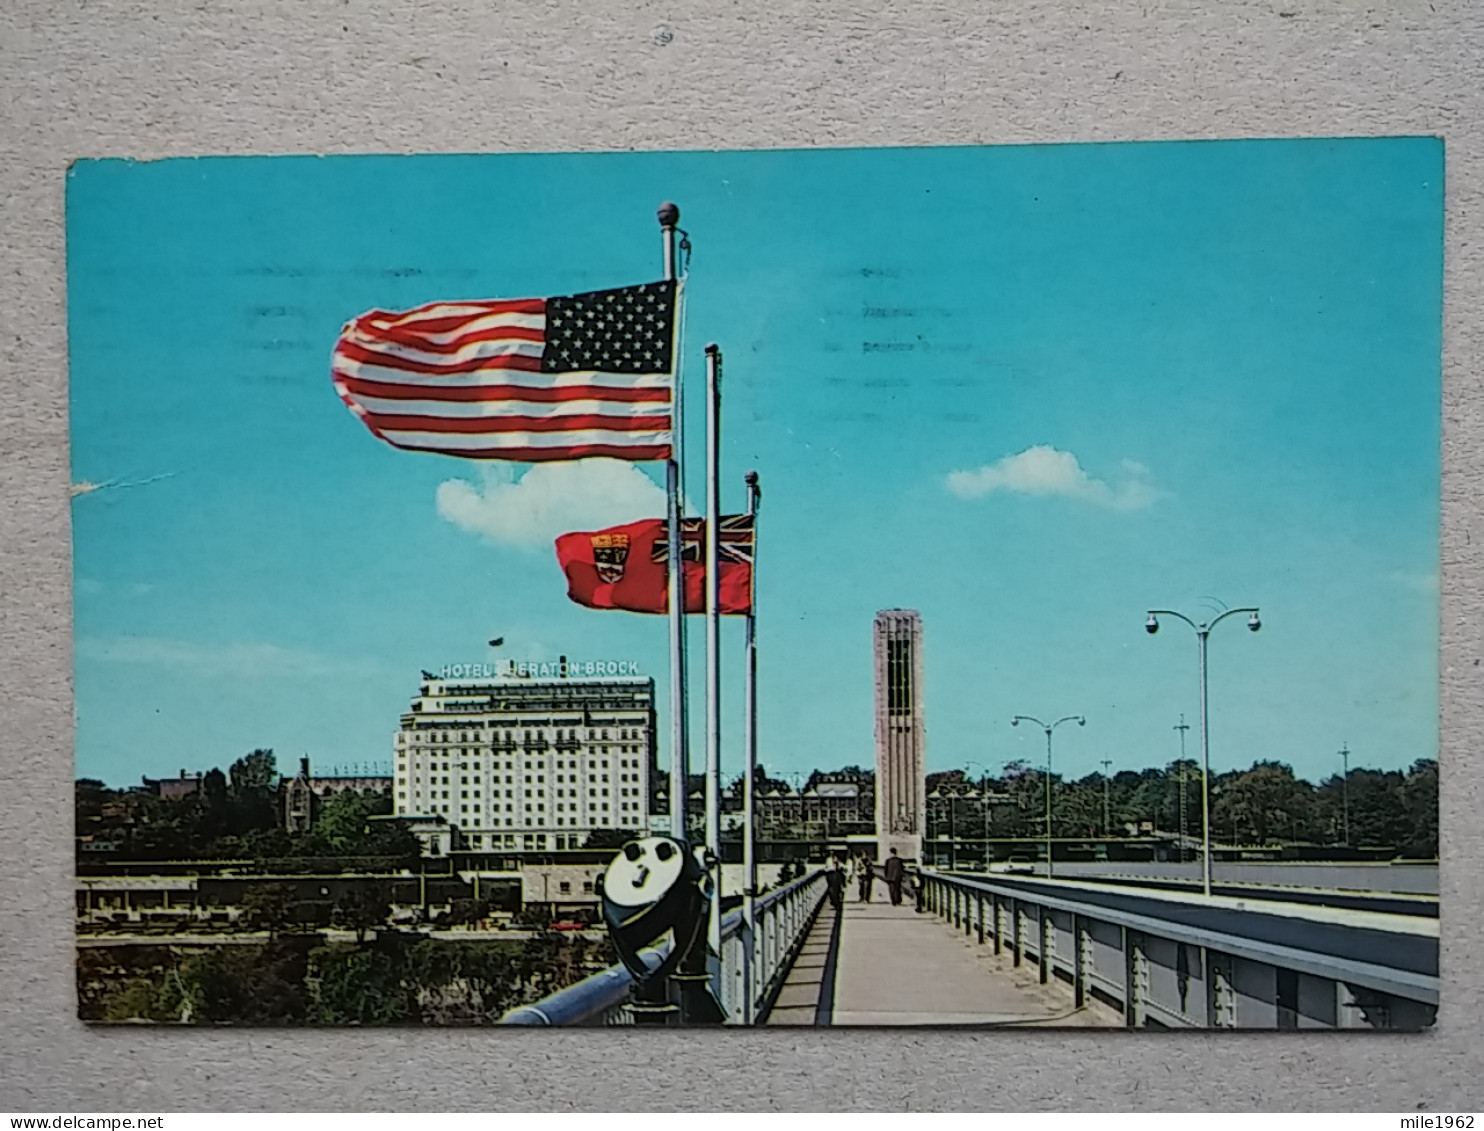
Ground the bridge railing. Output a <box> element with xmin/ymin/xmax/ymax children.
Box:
<box><xmin>501</xmin><ymin>870</ymin><xmax>827</xmax><ymax>1026</ymax></box>
<box><xmin>919</xmin><ymin>871</ymin><xmax>1438</xmax><ymax>1030</ymax></box>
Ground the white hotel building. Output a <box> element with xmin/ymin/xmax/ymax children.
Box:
<box><xmin>393</xmin><ymin>664</ymin><xmax>657</xmax><ymax>853</ymax></box>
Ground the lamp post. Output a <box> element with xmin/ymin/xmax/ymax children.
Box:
<box><xmin>1010</xmin><ymin>714</ymin><xmax>1085</xmax><ymax>878</ymax></box>
<box><xmin>949</xmin><ymin>788</ymin><xmax>958</xmax><ymax>871</ymax></box>
<box><xmin>1174</xmin><ymin>714</ymin><xmax>1191</xmax><ymax>863</ymax></box>
<box><xmin>966</xmin><ymin>761</ymin><xmax>992</xmax><ymax>868</ymax></box>
<box><xmin>1144</xmin><ymin>605</ymin><xmax>1261</xmax><ymax>897</ymax></box>
<box><xmin>1099</xmin><ymin>758</ymin><xmax>1113</xmax><ymax>837</ymax></box>
<box><xmin>1339</xmin><ymin>743</ymin><xmax>1351</xmax><ymax>847</ymax></box>
<box><xmin>927</xmin><ymin>788</ymin><xmax>943</xmax><ymax>866</ymax></box>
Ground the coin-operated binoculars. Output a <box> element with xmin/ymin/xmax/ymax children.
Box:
<box><xmin>596</xmin><ymin>835</ymin><xmax>726</xmax><ymax>1025</ymax></box>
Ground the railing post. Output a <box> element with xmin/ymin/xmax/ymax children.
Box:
<box><xmin>1124</xmin><ymin>928</ymin><xmax>1148</xmax><ymax>1028</ymax></box>
<box><xmin>976</xmin><ymin>893</ymin><xmax>984</xmax><ymax>945</ymax></box>
<box><xmin>992</xmin><ymin>894</ymin><xmax>1001</xmax><ymax>955</ymax></box>
<box><xmin>1039</xmin><ymin>907</ymin><xmax>1051</xmax><ymax>985</ymax></box>
<box><xmin>1073</xmin><ymin>914</ymin><xmax>1086</xmax><ymax>1009</ymax></box>
<box><xmin>1011</xmin><ymin>898</ymin><xmax>1022</xmax><ymax>967</ymax></box>
<box><xmin>1206</xmin><ymin>948</ymin><xmax>1236</xmax><ymax>1028</ymax></box>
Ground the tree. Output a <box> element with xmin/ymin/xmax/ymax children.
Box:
<box><xmin>230</xmin><ymin>749</ymin><xmax>278</xmax><ymax>794</ymax></box>
<box><xmin>175</xmin><ymin>942</ymin><xmax>308</xmax><ymax>1024</ymax></box>
<box><xmin>1400</xmin><ymin>759</ymin><xmax>1438</xmax><ymax>858</ymax></box>
<box><xmin>222</xmin><ymin>749</ymin><xmax>279</xmax><ymax>838</ymax></box>
<box><xmin>306</xmin><ymin>943</ymin><xmax>414</xmax><ymax>1025</ymax></box>
<box><xmin>332</xmin><ymin>884</ymin><xmax>393</xmax><ymax>943</ymax></box>
<box><xmin>1215</xmin><ymin>762</ymin><xmax>1309</xmax><ymax>845</ymax></box>
<box><xmin>240</xmin><ymin>883</ymin><xmax>292</xmax><ymax>937</ymax></box>
<box><xmin>301</xmin><ymin>789</ymin><xmax>419</xmax><ymax>859</ymax></box>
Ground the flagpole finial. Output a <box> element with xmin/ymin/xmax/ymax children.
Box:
<box><xmin>658</xmin><ymin>201</ymin><xmax>680</xmax><ymax>229</ymax></box>
<box><xmin>745</xmin><ymin>470</ymin><xmax>758</xmax><ymax>488</ymax></box>
<box><xmin>705</xmin><ymin>342</ymin><xmax>719</xmax><ymax>355</ymax></box>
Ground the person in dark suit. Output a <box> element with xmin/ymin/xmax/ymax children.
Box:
<box><xmin>825</xmin><ymin>853</ymin><xmax>845</xmax><ymax>910</ymax></box>
<box><xmin>883</xmin><ymin>846</ymin><xmax>906</xmax><ymax>905</ymax></box>
<box><xmin>857</xmin><ymin>852</ymin><xmax>875</xmax><ymax>902</ymax></box>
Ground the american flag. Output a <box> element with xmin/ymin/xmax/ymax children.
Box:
<box><xmin>331</xmin><ymin>280</ymin><xmax>678</xmax><ymax>462</ymax></box>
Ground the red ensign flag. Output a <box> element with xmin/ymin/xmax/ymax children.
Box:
<box><xmin>555</xmin><ymin>516</ymin><xmax>754</xmax><ymax>615</ymax></box>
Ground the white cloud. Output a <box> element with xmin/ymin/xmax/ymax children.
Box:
<box><xmin>1391</xmin><ymin>570</ymin><xmax>1439</xmax><ymax>596</ymax></box>
<box><xmin>76</xmin><ymin>636</ymin><xmax>366</xmax><ymax>678</ymax></box>
<box><xmin>436</xmin><ymin>459</ymin><xmax>670</xmax><ymax>549</ymax></box>
<box><xmin>945</xmin><ymin>445</ymin><xmax>1163</xmax><ymax>511</ymax></box>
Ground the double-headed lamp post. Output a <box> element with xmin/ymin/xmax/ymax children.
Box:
<box><xmin>1145</xmin><ymin>605</ymin><xmax>1261</xmax><ymax>897</ymax></box>
<box><xmin>1010</xmin><ymin>714</ymin><xmax>1085</xmax><ymax>878</ymax></box>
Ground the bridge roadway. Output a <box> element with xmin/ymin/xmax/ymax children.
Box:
<box><xmin>970</xmin><ymin>873</ymin><xmax>1438</xmax><ymax>980</ymax></box>
<box><xmin>954</xmin><ymin>869</ymin><xmax>1438</xmax><ymax>918</ymax></box>
<box><xmin>767</xmin><ymin>884</ymin><xmax>1118</xmax><ymax>1027</ymax></box>
<box><xmin>764</xmin><ymin>870</ymin><xmax>1436</xmax><ymax>1028</ymax></box>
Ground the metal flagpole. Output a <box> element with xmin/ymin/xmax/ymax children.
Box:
<box><xmin>659</xmin><ymin>202</ymin><xmax>688</xmax><ymax>843</ymax></box>
<box><xmin>741</xmin><ymin>469</ymin><xmax>760</xmax><ymax>1024</ymax></box>
<box><xmin>704</xmin><ymin>343</ymin><xmax>723</xmax><ymax>965</ymax></box>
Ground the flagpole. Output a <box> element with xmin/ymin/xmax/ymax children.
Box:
<box><xmin>703</xmin><ymin>342</ymin><xmax>723</xmax><ymax>966</ymax></box>
<box><xmin>659</xmin><ymin>201</ymin><xmax>688</xmax><ymax>844</ymax></box>
<box><xmin>741</xmin><ymin>468</ymin><xmax>760</xmax><ymax>1024</ymax></box>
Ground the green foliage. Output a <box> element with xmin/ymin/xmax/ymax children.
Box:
<box><xmin>101</xmin><ymin>976</ymin><xmax>182</xmax><ymax>1023</ymax></box>
<box><xmin>240</xmin><ymin>883</ymin><xmax>292</xmax><ymax>936</ymax></box>
<box><xmin>73</xmin><ymin>753</ymin><xmax>422</xmax><ymax>863</ymax></box>
<box><xmin>82</xmin><ymin>931</ymin><xmax>620</xmax><ymax>1027</ymax></box>
<box><xmin>306</xmin><ymin>943</ymin><xmax>416</xmax><ymax>1025</ymax></box>
<box><xmin>175</xmin><ymin>943</ymin><xmax>309</xmax><ymax>1024</ymax></box>
<box><xmin>920</xmin><ymin>754</ymin><xmax>1439</xmax><ymax>854</ymax></box>
<box><xmin>332</xmin><ymin>883</ymin><xmax>393</xmax><ymax>942</ymax></box>
<box><xmin>230</xmin><ymin>749</ymin><xmax>278</xmax><ymax>794</ymax></box>
<box><xmin>294</xmin><ymin>789</ymin><xmax>418</xmax><ymax>859</ymax></box>
<box><xmin>1400</xmin><ymin>759</ymin><xmax>1438</xmax><ymax>857</ymax></box>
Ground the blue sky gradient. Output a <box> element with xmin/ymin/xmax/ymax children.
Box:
<box><xmin>68</xmin><ymin>139</ymin><xmax>1442</xmax><ymax>789</ymax></box>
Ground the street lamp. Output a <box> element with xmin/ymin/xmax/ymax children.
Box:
<box><xmin>927</xmin><ymin>788</ymin><xmax>944</xmax><ymax>866</ymax></box>
<box><xmin>1010</xmin><ymin>714</ymin><xmax>1085</xmax><ymax>878</ymax></box>
<box><xmin>1339</xmin><ymin>743</ymin><xmax>1352</xmax><ymax>847</ymax></box>
<box><xmin>1099</xmin><ymin>758</ymin><xmax>1113</xmax><ymax>837</ymax></box>
<box><xmin>1145</xmin><ymin>605</ymin><xmax>1261</xmax><ymax>897</ymax></box>
<box><xmin>966</xmin><ymin>761</ymin><xmax>993</xmax><ymax>868</ymax></box>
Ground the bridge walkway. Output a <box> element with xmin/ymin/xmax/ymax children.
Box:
<box><xmin>825</xmin><ymin>887</ymin><xmax>1118</xmax><ymax>1027</ymax></box>
<box><xmin>763</xmin><ymin>898</ymin><xmax>840</xmax><ymax>1025</ymax></box>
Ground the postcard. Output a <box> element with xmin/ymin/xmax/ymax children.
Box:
<box><xmin>70</xmin><ymin>139</ymin><xmax>1440</xmax><ymax>1027</ymax></box>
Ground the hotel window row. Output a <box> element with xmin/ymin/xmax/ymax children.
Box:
<box><xmin>392</xmin><ymin>673</ymin><xmax>657</xmax><ymax>850</ymax></box>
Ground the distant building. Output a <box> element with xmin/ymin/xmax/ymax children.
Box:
<box><xmin>308</xmin><ymin>773</ymin><xmax>392</xmax><ymax>799</ymax></box>
<box><xmin>756</xmin><ymin>778</ymin><xmax>875</xmax><ymax>842</ymax></box>
<box><xmin>279</xmin><ymin>757</ymin><xmax>393</xmax><ymax>834</ymax></box>
<box><xmin>393</xmin><ymin>666</ymin><xmax>657</xmax><ymax>854</ymax></box>
<box><xmin>281</xmin><ymin>757</ymin><xmax>316</xmax><ymax>834</ymax></box>
<box><xmin>141</xmin><ymin>769</ymin><xmax>204</xmax><ymax>801</ymax></box>
<box><xmin>874</xmin><ymin>610</ymin><xmax>926</xmax><ymax>862</ymax></box>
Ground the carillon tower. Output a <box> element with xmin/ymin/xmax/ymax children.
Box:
<box><xmin>873</xmin><ymin>610</ymin><xmax>925</xmax><ymax>863</ymax></box>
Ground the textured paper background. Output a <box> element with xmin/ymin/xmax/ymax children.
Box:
<box><xmin>1</xmin><ymin>0</ymin><xmax>1480</xmax><ymax>1112</ymax></box>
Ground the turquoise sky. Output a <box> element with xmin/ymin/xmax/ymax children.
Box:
<box><xmin>68</xmin><ymin>139</ymin><xmax>1442</xmax><ymax>790</ymax></box>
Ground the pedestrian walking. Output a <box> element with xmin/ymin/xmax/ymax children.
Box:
<box><xmin>857</xmin><ymin>852</ymin><xmax>875</xmax><ymax>902</ymax></box>
<box><xmin>884</xmin><ymin>846</ymin><xmax>905</xmax><ymax>905</ymax></box>
<box><xmin>825</xmin><ymin>853</ymin><xmax>845</xmax><ymax>910</ymax></box>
